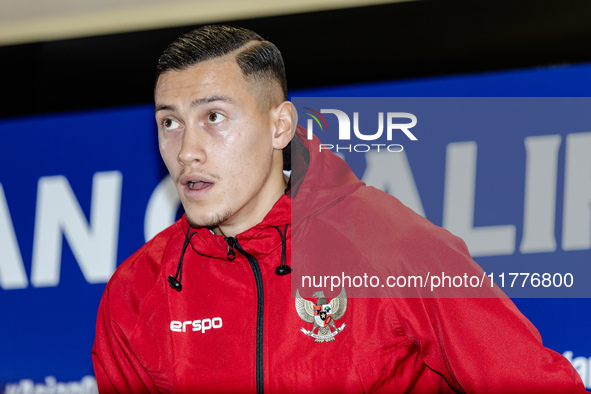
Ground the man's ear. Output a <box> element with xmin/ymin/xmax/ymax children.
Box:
<box><xmin>290</xmin><ymin>103</ymin><xmax>298</xmax><ymax>139</ymax></box>
<box><xmin>272</xmin><ymin>101</ymin><xmax>297</xmax><ymax>150</ymax></box>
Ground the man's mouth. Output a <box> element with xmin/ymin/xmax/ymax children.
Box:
<box><xmin>188</xmin><ymin>180</ymin><xmax>212</xmax><ymax>190</ymax></box>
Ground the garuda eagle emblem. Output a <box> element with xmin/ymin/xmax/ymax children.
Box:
<box><xmin>295</xmin><ymin>288</ymin><xmax>347</xmax><ymax>343</ymax></box>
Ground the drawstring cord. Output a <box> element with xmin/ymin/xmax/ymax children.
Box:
<box><xmin>169</xmin><ymin>222</ymin><xmax>291</xmax><ymax>291</ymax></box>
<box><xmin>274</xmin><ymin>223</ymin><xmax>291</xmax><ymax>275</ymax></box>
<box><xmin>168</xmin><ymin>224</ymin><xmax>197</xmax><ymax>291</ymax></box>
<box><xmin>225</xmin><ymin>223</ymin><xmax>291</xmax><ymax>276</ymax></box>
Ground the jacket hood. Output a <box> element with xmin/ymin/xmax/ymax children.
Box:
<box><xmin>289</xmin><ymin>125</ymin><xmax>364</xmax><ymax>223</ymax></box>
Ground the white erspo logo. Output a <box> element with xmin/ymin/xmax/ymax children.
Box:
<box><xmin>170</xmin><ymin>317</ymin><xmax>223</xmax><ymax>333</ymax></box>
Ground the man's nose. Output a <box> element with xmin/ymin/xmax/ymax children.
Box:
<box><xmin>178</xmin><ymin>126</ymin><xmax>206</xmax><ymax>166</ymax></box>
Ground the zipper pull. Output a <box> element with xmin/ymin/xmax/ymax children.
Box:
<box><xmin>225</xmin><ymin>237</ymin><xmax>237</xmax><ymax>261</ymax></box>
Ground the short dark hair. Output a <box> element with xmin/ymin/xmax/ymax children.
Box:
<box><xmin>156</xmin><ymin>25</ymin><xmax>287</xmax><ymax>100</ymax></box>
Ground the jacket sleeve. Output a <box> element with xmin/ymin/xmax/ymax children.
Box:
<box><xmin>393</xmin><ymin>295</ymin><xmax>586</xmax><ymax>393</ymax></box>
<box><xmin>92</xmin><ymin>287</ymin><xmax>160</xmax><ymax>394</ymax></box>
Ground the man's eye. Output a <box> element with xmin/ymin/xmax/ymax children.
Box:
<box><xmin>162</xmin><ymin>119</ymin><xmax>181</xmax><ymax>130</ymax></box>
<box><xmin>207</xmin><ymin>112</ymin><xmax>225</xmax><ymax>124</ymax></box>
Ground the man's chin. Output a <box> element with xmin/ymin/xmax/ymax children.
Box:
<box><xmin>186</xmin><ymin>210</ymin><xmax>232</xmax><ymax>230</ymax></box>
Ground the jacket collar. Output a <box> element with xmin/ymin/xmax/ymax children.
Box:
<box><xmin>186</xmin><ymin>194</ymin><xmax>290</xmax><ymax>263</ymax></box>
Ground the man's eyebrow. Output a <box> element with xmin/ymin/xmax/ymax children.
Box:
<box><xmin>155</xmin><ymin>104</ymin><xmax>174</xmax><ymax>113</ymax></box>
<box><xmin>191</xmin><ymin>95</ymin><xmax>234</xmax><ymax>108</ymax></box>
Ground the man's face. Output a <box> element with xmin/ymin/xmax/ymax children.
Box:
<box><xmin>154</xmin><ymin>57</ymin><xmax>288</xmax><ymax>235</ymax></box>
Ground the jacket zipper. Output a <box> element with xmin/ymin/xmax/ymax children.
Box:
<box><xmin>226</xmin><ymin>237</ymin><xmax>264</xmax><ymax>394</ymax></box>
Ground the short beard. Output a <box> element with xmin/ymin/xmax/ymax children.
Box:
<box><xmin>186</xmin><ymin>209</ymin><xmax>233</xmax><ymax>230</ymax></box>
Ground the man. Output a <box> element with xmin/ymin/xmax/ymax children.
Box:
<box><xmin>92</xmin><ymin>25</ymin><xmax>585</xmax><ymax>393</ymax></box>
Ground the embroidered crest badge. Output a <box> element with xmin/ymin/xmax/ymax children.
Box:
<box><xmin>295</xmin><ymin>288</ymin><xmax>347</xmax><ymax>342</ymax></box>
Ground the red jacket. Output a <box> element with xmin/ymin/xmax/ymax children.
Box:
<box><xmin>92</xmin><ymin>128</ymin><xmax>585</xmax><ymax>393</ymax></box>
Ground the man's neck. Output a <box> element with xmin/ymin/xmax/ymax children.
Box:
<box><xmin>212</xmin><ymin>175</ymin><xmax>289</xmax><ymax>237</ymax></box>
